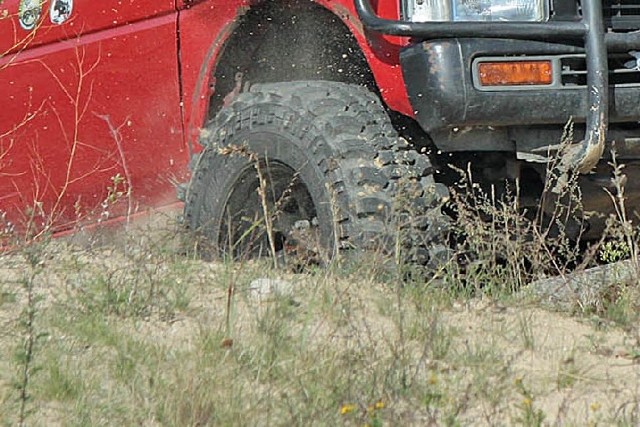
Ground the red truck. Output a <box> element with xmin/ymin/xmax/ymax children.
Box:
<box><xmin>2</xmin><ymin>0</ymin><xmax>639</xmax><ymax>262</ymax></box>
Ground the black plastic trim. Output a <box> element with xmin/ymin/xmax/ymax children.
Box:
<box><xmin>354</xmin><ymin>0</ymin><xmax>618</xmax><ymax>172</ymax></box>
<box><xmin>402</xmin><ymin>39</ymin><xmax>640</xmax><ymax>131</ymax></box>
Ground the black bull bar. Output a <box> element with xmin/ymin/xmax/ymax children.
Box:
<box><xmin>354</xmin><ymin>0</ymin><xmax>640</xmax><ymax>173</ymax></box>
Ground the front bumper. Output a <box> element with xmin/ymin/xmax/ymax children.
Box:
<box><xmin>401</xmin><ymin>38</ymin><xmax>640</xmax><ymax>131</ymax></box>
<box><xmin>354</xmin><ymin>0</ymin><xmax>640</xmax><ymax>173</ymax></box>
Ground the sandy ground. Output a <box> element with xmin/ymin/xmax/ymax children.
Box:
<box><xmin>1</xmin><ymin>210</ymin><xmax>639</xmax><ymax>425</ymax></box>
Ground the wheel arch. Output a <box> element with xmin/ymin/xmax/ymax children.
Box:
<box><xmin>207</xmin><ymin>1</ymin><xmax>377</xmax><ymax>119</ymax></box>
<box><xmin>180</xmin><ymin>0</ymin><xmax>413</xmax><ymax>154</ymax></box>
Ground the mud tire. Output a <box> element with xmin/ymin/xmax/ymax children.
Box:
<box><xmin>184</xmin><ymin>81</ymin><xmax>449</xmax><ymax>265</ymax></box>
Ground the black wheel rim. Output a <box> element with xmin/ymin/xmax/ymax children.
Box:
<box><xmin>219</xmin><ymin>160</ymin><xmax>317</xmax><ymax>259</ymax></box>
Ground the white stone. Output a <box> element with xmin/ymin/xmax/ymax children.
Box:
<box><xmin>248</xmin><ymin>278</ymin><xmax>294</xmax><ymax>300</ymax></box>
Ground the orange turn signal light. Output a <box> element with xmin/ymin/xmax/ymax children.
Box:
<box><xmin>478</xmin><ymin>60</ymin><xmax>553</xmax><ymax>87</ymax></box>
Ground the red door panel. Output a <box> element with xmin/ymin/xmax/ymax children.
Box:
<box><xmin>0</xmin><ymin>1</ymin><xmax>187</xmax><ymax>234</ymax></box>
<box><xmin>0</xmin><ymin>0</ymin><xmax>176</xmax><ymax>54</ymax></box>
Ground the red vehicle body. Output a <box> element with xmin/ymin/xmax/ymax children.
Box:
<box><xmin>3</xmin><ymin>0</ymin><xmax>640</xmax><ymax>250</ymax></box>
<box><xmin>0</xmin><ymin>0</ymin><xmax>408</xmax><ymax>235</ymax></box>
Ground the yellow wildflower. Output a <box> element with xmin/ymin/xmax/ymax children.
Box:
<box><xmin>340</xmin><ymin>404</ymin><xmax>356</xmax><ymax>415</ymax></box>
<box><xmin>428</xmin><ymin>373</ymin><xmax>438</xmax><ymax>385</ymax></box>
<box><xmin>367</xmin><ymin>400</ymin><xmax>385</xmax><ymax>412</ymax></box>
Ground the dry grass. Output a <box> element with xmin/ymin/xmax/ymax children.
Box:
<box><xmin>1</xmin><ymin>202</ymin><xmax>640</xmax><ymax>426</ymax></box>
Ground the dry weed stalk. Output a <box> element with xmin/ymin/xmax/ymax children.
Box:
<box><xmin>94</xmin><ymin>113</ymin><xmax>134</xmax><ymax>225</ymax></box>
<box><xmin>217</xmin><ymin>143</ymin><xmax>305</xmax><ymax>267</ymax></box>
<box><xmin>13</xmin><ymin>244</ymin><xmax>49</xmax><ymax>426</ymax></box>
<box><xmin>0</xmin><ymin>5</ymin><xmax>46</xmax><ymax>72</ymax></box>
<box><xmin>604</xmin><ymin>147</ymin><xmax>638</xmax><ymax>271</ymax></box>
<box><xmin>2</xmin><ymin>40</ymin><xmax>136</xmax><ymax>243</ymax></box>
<box><xmin>253</xmin><ymin>154</ymin><xmax>280</xmax><ymax>269</ymax></box>
<box><xmin>444</xmin><ymin>121</ymin><xmax>600</xmax><ymax>294</ymax></box>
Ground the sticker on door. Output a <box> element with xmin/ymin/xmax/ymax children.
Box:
<box><xmin>18</xmin><ymin>0</ymin><xmax>42</xmax><ymax>31</ymax></box>
<box><xmin>50</xmin><ymin>0</ymin><xmax>73</xmax><ymax>25</ymax></box>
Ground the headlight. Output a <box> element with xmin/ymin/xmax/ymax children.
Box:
<box><xmin>402</xmin><ymin>0</ymin><xmax>547</xmax><ymax>23</ymax></box>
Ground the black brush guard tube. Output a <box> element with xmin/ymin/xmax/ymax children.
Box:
<box><xmin>354</xmin><ymin>0</ymin><xmax>610</xmax><ymax>173</ymax></box>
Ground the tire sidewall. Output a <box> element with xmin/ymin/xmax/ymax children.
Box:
<box><xmin>189</xmin><ymin>124</ymin><xmax>336</xmax><ymax>251</ymax></box>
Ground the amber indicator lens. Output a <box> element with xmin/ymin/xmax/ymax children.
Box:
<box><xmin>478</xmin><ymin>61</ymin><xmax>553</xmax><ymax>86</ymax></box>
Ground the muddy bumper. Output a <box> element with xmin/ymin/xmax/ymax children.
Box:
<box><xmin>354</xmin><ymin>0</ymin><xmax>640</xmax><ymax>173</ymax></box>
<box><xmin>400</xmin><ymin>38</ymin><xmax>640</xmax><ymax>138</ymax></box>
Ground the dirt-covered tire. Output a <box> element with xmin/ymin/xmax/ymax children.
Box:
<box><xmin>184</xmin><ymin>81</ymin><xmax>449</xmax><ymax>265</ymax></box>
